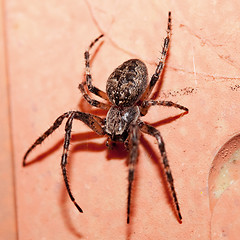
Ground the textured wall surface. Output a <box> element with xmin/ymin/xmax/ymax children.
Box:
<box><xmin>1</xmin><ymin>1</ymin><xmax>240</xmax><ymax>239</ymax></box>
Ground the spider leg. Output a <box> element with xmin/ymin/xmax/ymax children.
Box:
<box><xmin>84</xmin><ymin>34</ymin><xmax>109</xmax><ymax>100</ymax></box>
<box><xmin>140</xmin><ymin>99</ymin><xmax>188</xmax><ymax>116</ymax></box>
<box><xmin>126</xmin><ymin>122</ymin><xmax>140</xmax><ymax>224</ymax></box>
<box><xmin>61</xmin><ymin>112</ymin><xmax>83</xmax><ymax>212</ymax></box>
<box><xmin>23</xmin><ymin>110</ymin><xmax>105</xmax><ymax>164</ymax></box>
<box><xmin>24</xmin><ymin>110</ymin><xmax>105</xmax><ymax>212</ymax></box>
<box><xmin>23</xmin><ymin>111</ymin><xmax>73</xmax><ymax>166</ymax></box>
<box><xmin>138</xmin><ymin>120</ymin><xmax>182</xmax><ymax>222</ymax></box>
<box><xmin>61</xmin><ymin>111</ymin><xmax>105</xmax><ymax>213</ymax></box>
<box><xmin>79</xmin><ymin>83</ymin><xmax>110</xmax><ymax>110</ymax></box>
<box><xmin>140</xmin><ymin>12</ymin><xmax>171</xmax><ymax>102</ymax></box>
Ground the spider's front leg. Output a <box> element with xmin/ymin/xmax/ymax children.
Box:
<box><xmin>138</xmin><ymin>120</ymin><xmax>182</xmax><ymax>223</ymax></box>
<box><xmin>126</xmin><ymin>122</ymin><xmax>140</xmax><ymax>224</ymax></box>
<box><xmin>59</xmin><ymin>111</ymin><xmax>106</xmax><ymax>213</ymax></box>
<box><xmin>61</xmin><ymin>112</ymin><xmax>83</xmax><ymax>212</ymax></box>
<box><xmin>23</xmin><ymin>111</ymin><xmax>73</xmax><ymax>166</ymax></box>
<box><xmin>24</xmin><ymin>111</ymin><xmax>106</xmax><ymax>213</ymax></box>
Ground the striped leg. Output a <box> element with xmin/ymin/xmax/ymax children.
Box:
<box><xmin>138</xmin><ymin>120</ymin><xmax>182</xmax><ymax>222</ymax></box>
<box><xmin>23</xmin><ymin>110</ymin><xmax>106</xmax><ymax>214</ymax></box>
<box><xmin>140</xmin><ymin>99</ymin><xmax>189</xmax><ymax>116</ymax></box>
<box><xmin>84</xmin><ymin>34</ymin><xmax>109</xmax><ymax>100</ymax></box>
<box><xmin>79</xmin><ymin>82</ymin><xmax>110</xmax><ymax>110</ymax></box>
<box><xmin>60</xmin><ymin>111</ymin><xmax>105</xmax><ymax>213</ymax></box>
<box><xmin>126</xmin><ymin>122</ymin><xmax>140</xmax><ymax>224</ymax></box>
<box><xmin>140</xmin><ymin>12</ymin><xmax>172</xmax><ymax>102</ymax></box>
<box><xmin>23</xmin><ymin>111</ymin><xmax>73</xmax><ymax>166</ymax></box>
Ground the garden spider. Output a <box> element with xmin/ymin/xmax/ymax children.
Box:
<box><xmin>23</xmin><ymin>12</ymin><xmax>188</xmax><ymax>224</ymax></box>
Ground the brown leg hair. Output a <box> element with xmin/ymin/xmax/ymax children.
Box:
<box><xmin>140</xmin><ymin>99</ymin><xmax>188</xmax><ymax>116</ymax></box>
<box><xmin>138</xmin><ymin>119</ymin><xmax>182</xmax><ymax>222</ymax></box>
<box><xmin>23</xmin><ymin>111</ymin><xmax>72</xmax><ymax>165</ymax></box>
<box><xmin>84</xmin><ymin>34</ymin><xmax>109</xmax><ymax>100</ymax></box>
<box><xmin>126</xmin><ymin>122</ymin><xmax>140</xmax><ymax>224</ymax></box>
<box><xmin>79</xmin><ymin>82</ymin><xmax>110</xmax><ymax>110</ymax></box>
<box><xmin>140</xmin><ymin>12</ymin><xmax>171</xmax><ymax>102</ymax></box>
<box><xmin>24</xmin><ymin>111</ymin><xmax>106</xmax><ymax>213</ymax></box>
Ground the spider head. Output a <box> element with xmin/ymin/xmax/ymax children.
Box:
<box><xmin>106</xmin><ymin>59</ymin><xmax>148</xmax><ymax>107</ymax></box>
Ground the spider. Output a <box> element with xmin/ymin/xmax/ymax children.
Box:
<box><xmin>23</xmin><ymin>12</ymin><xmax>188</xmax><ymax>224</ymax></box>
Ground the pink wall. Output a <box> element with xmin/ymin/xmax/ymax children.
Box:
<box><xmin>1</xmin><ymin>1</ymin><xmax>240</xmax><ymax>239</ymax></box>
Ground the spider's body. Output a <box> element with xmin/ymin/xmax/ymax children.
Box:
<box><xmin>105</xmin><ymin>59</ymin><xmax>146</xmax><ymax>142</ymax></box>
<box><xmin>23</xmin><ymin>12</ymin><xmax>188</xmax><ymax>224</ymax></box>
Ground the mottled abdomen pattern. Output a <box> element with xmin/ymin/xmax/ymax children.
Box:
<box><xmin>106</xmin><ymin>59</ymin><xmax>148</xmax><ymax>107</ymax></box>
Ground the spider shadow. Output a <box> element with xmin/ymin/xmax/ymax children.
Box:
<box><xmin>141</xmin><ymin>135</ymin><xmax>180</xmax><ymax>223</ymax></box>
<box><xmin>58</xmin><ymin>135</ymin><xmax>106</xmax><ymax>239</ymax></box>
<box><xmin>59</xmin><ymin>134</ymin><xmax>130</xmax><ymax>238</ymax></box>
<box><xmin>24</xmin><ymin>128</ymin><xmax>130</xmax><ymax>238</ymax></box>
<box><xmin>151</xmin><ymin>111</ymin><xmax>188</xmax><ymax>128</ymax></box>
<box><xmin>23</xmin><ymin>131</ymin><xmax>106</xmax><ymax>238</ymax></box>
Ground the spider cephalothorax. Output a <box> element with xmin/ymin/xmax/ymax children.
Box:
<box><xmin>23</xmin><ymin>12</ymin><xmax>188</xmax><ymax>224</ymax></box>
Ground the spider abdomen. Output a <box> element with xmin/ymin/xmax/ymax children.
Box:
<box><xmin>105</xmin><ymin>106</ymin><xmax>140</xmax><ymax>142</ymax></box>
<box><xmin>106</xmin><ymin>59</ymin><xmax>148</xmax><ymax>107</ymax></box>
